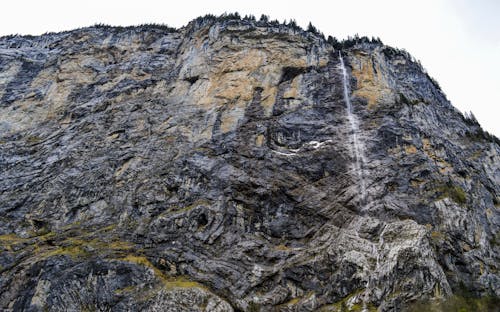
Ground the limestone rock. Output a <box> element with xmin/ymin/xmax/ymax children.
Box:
<box><xmin>0</xmin><ymin>16</ymin><xmax>499</xmax><ymax>311</ymax></box>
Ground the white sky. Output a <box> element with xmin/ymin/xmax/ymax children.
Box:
<box><xmin>1</xmin><ymin>0</ymin><xmax>499</xmax><ymax>136</ymax></box>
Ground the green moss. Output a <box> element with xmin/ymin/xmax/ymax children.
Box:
<box><xmin>60</xmin><ymin>221</ymin><xmax>83</xmax><ymax>231</ymax></box>
<box><xmin>430</xmin><ymin>231</ymin><xmax>446</xmax><ymax>244</ymax></box>
<box><xmin>284</xmin><ymin>297</ymin><xmax>300</xmax><ymax>305</ymax></box>
<box><xmin>319</xmin><ymin>291</ymin><xmax>377</xmax><ymax>312</ymax></box>
<box><xmin>39</xmin><ymin>231</ymin><xmax>56</xmax><ymax>240</ymax></box>
<box><xmin>44</xmin><ymin>245</ymin><xmax>89</xmax><ymax>259</ymax></box>
<box><xmin>26</xmin><ymin>135</ymin><xmax>42</xmax><ymax>144</ymax></box>
<box><xmin>0</xmin><ymin>234</ymin><xmax>27</xmax><ymax>244</ymax></box>
<box><xmin>41</xmin><ymin>226</ymin><xmax>133</xmax><ymax>255</ymax></box>
<box><xmin>436</xmin><ymin>183</ymin><xmax>467</xmax><ymax>205</ymax></box>
<box><xmin>107</xmin><ymin>240</ymin><xmax>133</xmax><ymax>250</ymax></box>
<box><xmin>405</xmin><ymin>295</ymin><xmax>500</xmax><ymax>312</ymax></box>
<box><xmin>0</xmin><ymin>234</ymin><xmax>30</xmax><ymax>252</ymax></box>
<box><xmin>490</xmin><ymin>232</ymin><xmax>500</xmax><ymax>246</ymax></box>
<box><xmin>122</xmin><ymin>255</ymin><xmax>155</xmax><ymax>268</ymax></box>
<box><xmin>159</xmin><ymin>199</ymin><xmax>211</xmax><ymax>217</ymax></box>
<box><xmin>247</xmin><ymin>301</ymin><xmax>261</xmax><ymax>312</ymax></box>
<box><xmin>1</xmin><ymin>223</ymin><xmax>134</xmax><ymax>262</ymax></box>
<box><xmin>278</xmin><ymin>292</ymin><xmax>314</xmax><ymax>308</ymax></box>
<box><xmin>98</xmin><ymin>224</ymin><xmax>117</xmax><ymax>233</ymax></box>
<box><xmin>165</xmin><ymin>276</ymin><xmax>202</xmax><ymax>289</ymax></box>
<box><xmin>399</xmin><ymin>93</ymin><xmax>421</xmax><ymax>105</ymax></box>
<box><xmin>350</xmin><ymin>303</ymin><xmax>377</xmax><ymax>312</ymax></box>
<box><xmin>121</xmin><ymin>255</ymin><xmax>204</xmax><ymax>290</ymax></box>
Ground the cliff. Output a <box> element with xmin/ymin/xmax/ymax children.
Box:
<box><xmin>0</xmin><ymin>15</ymin><xmax>499</xmax><ymax>311</ymax></box>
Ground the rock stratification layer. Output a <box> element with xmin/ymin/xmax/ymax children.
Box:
<box><xmin>0</xmin><ymin>17</ymin><xmax>499</xmax><ymax>311</ymax></box>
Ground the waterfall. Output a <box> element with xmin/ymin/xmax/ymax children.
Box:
<box><xmin>339</xmin><ymin>51</ymin><xmax>367</xmax><ymax>206</ymax></box>
<box><xmin>339</xmin><ymin>52</ymin><xmax>375</xmax><ymax>311</ymax></box>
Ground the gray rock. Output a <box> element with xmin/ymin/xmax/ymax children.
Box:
<box><xmin>0</xmin><ymin>16</ymin><xmax>499</xmax><ymax>311</ymax></box>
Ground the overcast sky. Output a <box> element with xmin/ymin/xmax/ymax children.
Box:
<box><xmin>1</xmin><ymin>0</ymin><xmax>498</xmax><ymax>136</ymax></box>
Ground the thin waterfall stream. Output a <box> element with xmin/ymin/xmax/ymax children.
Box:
<box><xmin>339</xmin><ymin>51</ymin><xmax>367</xmax><ymax>206</ymax></box>
<box><xmin>339</xmin><ymin>52</ymin><xmax>373</xmax><ymax>311</ymax></box>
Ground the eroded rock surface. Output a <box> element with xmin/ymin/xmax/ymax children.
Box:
<box><xmin>0</xmin><ymin>16</ymin><xmax>499</xmax><ymax>311</ymax></box>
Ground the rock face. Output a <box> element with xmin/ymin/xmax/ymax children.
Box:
<box><xmin>0</xmin><ymin>16</ymin><xmax>499</xmax><ymax>311</ymax></box>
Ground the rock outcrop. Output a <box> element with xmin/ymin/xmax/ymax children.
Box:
<box><xmin>0</xmin><ymin>15</ymin><xmax>499</xmax><ymax>311</ymax></box>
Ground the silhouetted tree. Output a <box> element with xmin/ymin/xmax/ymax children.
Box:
<box><xmin>307</xmin><ymin>22</ymin><xmax>318</xmax><ymax>34</ymax></box>
<box><xmin>243</xmin><ymin>14</ymin><xmax>256</xmax><ymax>21</ymax></box>
<box><xmin>259</xmin><ymin>14</ymin><xmax>269</xmax><ymax>23</ymax></box>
